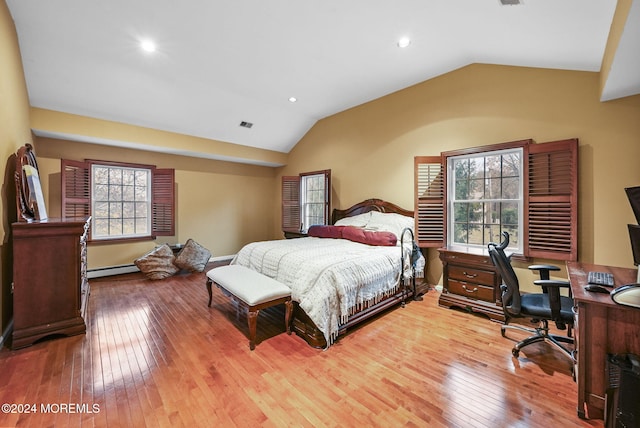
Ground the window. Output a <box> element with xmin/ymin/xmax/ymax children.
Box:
<box><xmin>282</xmin><ymin>170</ymin><xmax>331</xmax><ymax>233</ymax></box>
<box><xmin>92</xmin><ymin>165</ymin><xmax>151</xmax><ymax>239</ymax></box>
<box><xmin>62</xmin><ymin>159</ymin><xmax>175</xmax><ymax>242</ymax></box>
<box><xmin>300</xmin><ymin>172</ymin><xmax>329</xmax><ymax>230</ymax></box>
<box><xmin>448</xmin><ymin>148</ymin><xmax>523</xmax><ymax>253</ymax></box>
<box><xmin>415</xmin><ymin>138</ymin><xmax>578</xmax><ymax>261</ymax></box>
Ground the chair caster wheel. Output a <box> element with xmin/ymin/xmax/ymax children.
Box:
<box><xmin>512</xmin><ymin>348</ymin><xmax>519</xmax><ymax>358</ymax></box>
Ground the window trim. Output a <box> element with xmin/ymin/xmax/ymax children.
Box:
<box><xmin>446</xmin><ymin>146</ymin><xmax>524</xmax><ymax>254</ymax></box>
<box><xmin>91</xmin><ymin>163</ymin><xmax>152</xmax><ymax>241</ymax></box>
<box><xmin>299</xmin><ymin>170</ymin><xmax>331</xmax><ymax>232</ymax></box>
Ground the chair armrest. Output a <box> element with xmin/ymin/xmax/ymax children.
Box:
<box><xmin>529</xmin><ymin>264</ymin><xmax>561</xmax><ymax>271</ymax></box>
<box><xmin>533</xmin><ymin>279</ymin><xmax>570</xmax><ymax>288</ymax></box>
<box><xmin>533</xmin><ymin>279</ymin><xmax>573</xmax><ymax>325</ymax></box>
<box><xmin>529</xmin><ymin>264</ymin><xmax>561</xmax><ymax>281</ymax></box>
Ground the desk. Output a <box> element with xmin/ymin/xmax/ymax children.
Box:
<box><xmin>567</xmin><ymin>262</ymin><xmax>640</xmax><ymax>420</ymax></box>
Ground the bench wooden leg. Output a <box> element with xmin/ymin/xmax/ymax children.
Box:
<box><xmin>206</xmin><ymin>279</ymin><xmax>213</xmax><ymax>307</ymax></box>
<box><xmin>247</xmin><ymin>309</ymin><xmax>259</xmax><ymax>351</ymax></box>
<box><xmin>285</xmin><ymin>300</ymin><xmax>292</xmax><ymax>335</ymax></box>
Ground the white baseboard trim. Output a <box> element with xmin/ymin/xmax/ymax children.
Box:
<box><xmin>87</xmin><ymin>254</ymin><xmax>235</xmax><ymax>279</ymax></box>
<box><xmin>87</xmin><ymin>264</ymin><xmax>139</xmax><ymax>279</ymax></box>
<box><xmin>0</xmin><ymin>319</ymin><xmax>14</xmax><ymax>349</ymax></box>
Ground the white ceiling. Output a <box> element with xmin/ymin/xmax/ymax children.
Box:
<box><xmin>7</xmin><ymin>0</ymin><xmax>639</xmax><ymax>155</ymax></box>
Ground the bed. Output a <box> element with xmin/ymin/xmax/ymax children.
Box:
<box><xmin>232</xmin><ymin>199</ymin><xmax>426</xmax><ymax>349</ymax></box>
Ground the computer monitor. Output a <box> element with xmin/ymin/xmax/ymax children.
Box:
<box><xmin>625</xmin><ymin>186</ymin><xmax>640</xmax><ymax>224</ymax></box>
<box><xmin>627</xmin><ymin>224</ymin><xmax>640</xmax><ymax>283</ymax></box>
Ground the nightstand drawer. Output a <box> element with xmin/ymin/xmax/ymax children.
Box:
<box><xmin>448</xmin><ymin>279</ymin><xmax>495</xmax><ymax>302</ymax></box>
<box><xmin>448</xmin><ymin>265</ymin><xmax>495</xmax><ymax>286</ymax></box>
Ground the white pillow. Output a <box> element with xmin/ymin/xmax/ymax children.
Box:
<box><xmin>366</xmin><ymin>211</ymin><xmax>415</xmax><ymax>242</ymax></box>
<box><xmin>334</xmin><ymin>211</ymin><xmax>372</xmax><ymax>228</ymax></box>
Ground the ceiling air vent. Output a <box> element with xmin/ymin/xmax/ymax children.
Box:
<box><xmin>499</xmin><ymin>0</ymin><xmax>522</xmax><ymax>4</ymax></box>
<box><xmin>239</xmin><ymin>121</ymin><xmax>253</xmax><ymax>129</ymax></box>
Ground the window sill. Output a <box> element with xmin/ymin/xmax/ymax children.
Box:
<box><xmin>442</xmin><ymin>244</ymin><xmax>530</xmax><ymax>263</ymax></box>
<box><xmin>88</xmin><ymin>236</ymin><xmax>158</xmax><ymax>245</ymax></box>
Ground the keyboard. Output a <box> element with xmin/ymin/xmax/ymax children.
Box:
<box><xmin>587</xmin><ymin>271</ymin><xmax>615</xmax><ymax>287</ymax></box>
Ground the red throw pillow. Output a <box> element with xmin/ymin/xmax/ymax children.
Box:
<box><xmin>342</xmin><ymin>226</ymin><xmax>397</xmax><ymax>246</ymax></box>
<box><xmin>307</xmin><ymin>225</ymin><xmax>345</xmax><ymax>239</ymax></box>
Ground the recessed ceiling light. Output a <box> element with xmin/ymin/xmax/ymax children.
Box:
<box><xmin>288</xmin><ymin>97</ymin><xmax>297</xmax><ymax>103</ymax></box>
<box><xmin>397</xmin><ymin>37</ymin><xmax>411</xmax><ymax>48</ymax></box>
<box><xmin>140</xmin><ymin>39</ymin><xmax>156</xmax><ymax>53</ymax></box>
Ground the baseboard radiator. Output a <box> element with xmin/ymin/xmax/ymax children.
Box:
<box><xmin>87</xmin><ymin>255</ymin><xmax>235</xmax><ymax>279</ymax></box>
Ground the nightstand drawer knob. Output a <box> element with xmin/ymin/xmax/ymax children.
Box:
<box><xmin>462</xmin><ymin>271</ymin><xmax>478</xmax><ymax>279</ymax></box>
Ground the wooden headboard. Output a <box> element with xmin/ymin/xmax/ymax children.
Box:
<box><xmin>331</xmin><ymin>198</ymin><xmax>414</xmax><ymax>224</ymax></box>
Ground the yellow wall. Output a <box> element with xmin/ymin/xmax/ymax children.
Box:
<box><xmin>35</xmin><ymin>138</ymin><xmax>277</xmax><ymax>270</ymax></box>
<box><xmin>0</xmin><ymin>1</ymin><xmax>33</xmax><ymax>333</ymax></box>
<box><xmin>280</xmin><ymin>64</ymin><xmax>640</xmax><ymax>287</ymax></box>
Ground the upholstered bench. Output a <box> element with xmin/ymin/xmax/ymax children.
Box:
<box><xmin>206</xmin><ymin>265</ymin><xmax>292</xmax><ymax>350</ymax></box>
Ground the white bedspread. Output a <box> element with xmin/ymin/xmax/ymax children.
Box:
<box><xmin>232</xmin><ymin>237</ymin><xmax>418</xmax><ymax>347</ymax></box>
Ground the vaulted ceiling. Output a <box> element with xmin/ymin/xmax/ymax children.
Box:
<box><xmin>7</xmin><ymin>0</ymin><xmax>640</xmax><ymax>156</ymax></box>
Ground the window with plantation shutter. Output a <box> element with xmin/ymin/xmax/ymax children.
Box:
<box><xmin>414</xmin><ymin>156</ymin><xmax>445</xmax><ymax>248</ymax></box>
<box><xmin>282</xmin><ymin>170</ymin><xmax>331</xmax><ymax>233</ymax></box>
<box><xmin>415</xmin><ymin>138</ymin><xmax>578</xmax><ymax>262</ymax></box>
<box><xmin>61</xmin><ymin>159</ymin><xmax>175</xmax><ymax>241</ymax></box>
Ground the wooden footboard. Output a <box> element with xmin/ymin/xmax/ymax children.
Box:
<box><xmin>292</xmin><ymin>286</ymin><xmax>424</xmax><ymax>348</ymax></box>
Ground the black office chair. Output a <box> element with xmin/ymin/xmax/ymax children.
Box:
<box><xmin>488</xmin><ymin>232</ymin><xmax>575</xmax><ymax>362</ymax></box>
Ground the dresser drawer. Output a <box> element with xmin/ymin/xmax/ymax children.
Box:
<box><xmin>448</xmin><ymin>265</ymin><xmax>495</xmax><ymax>286</ymax></box>
<box><xmin>448</xmin><ymin>279</ymin><xmax>495</xmax><ymax>302</ymax></box>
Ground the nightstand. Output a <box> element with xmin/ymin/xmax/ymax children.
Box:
<box><xmin>438</xmin><ymin>247</ymin><xmax>504</xmax><ymax>322</ymax></box>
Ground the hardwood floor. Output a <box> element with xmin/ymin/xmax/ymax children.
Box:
<box><xmin>0</xmin><ymin>263</ymin><xmax>603</xmax><ymax>427</ymax></box>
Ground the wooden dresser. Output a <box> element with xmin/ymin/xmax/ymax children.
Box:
<box><xmin>11</xmin><ymin>217</ymin><xmax>91</xmax><ymax>349</ymax></box>
<box><xmin>438</xmin><ymin>247</ymin><xmax>504</xmax><ymax>322</ymax></box>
